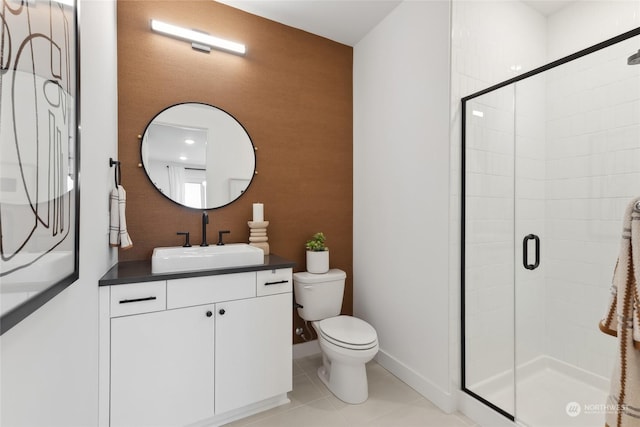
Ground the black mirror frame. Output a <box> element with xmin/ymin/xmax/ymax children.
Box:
<box><xmin>139</xmin><ymin>102</ymin><xmax>257</xmax><ymax>210</ymax></box>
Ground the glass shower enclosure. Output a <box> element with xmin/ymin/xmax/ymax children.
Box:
<box><xmin>462</xmin><ymin>28</ymin><xmax>640</xmax><ymax>427</ymax></box>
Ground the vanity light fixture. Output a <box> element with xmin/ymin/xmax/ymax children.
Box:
<box><xmin>179</xmin><ymin>156</ymin><xmax>188</xmax><ymax>161</ymax></box>
<box><xmin>150</xmin><ymin>19</ymin><xmax>246</xmax><ymax>55</ymax></box>
<box><xmin>184</xmin><ymin>139</ymin><xmax>195</xmax><ymax>145</ymax></box>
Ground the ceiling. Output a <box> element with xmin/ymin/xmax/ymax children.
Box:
<box><xmin>215</xmin><ymin>0</ymin><xmax>402</xmax><ymax>46</ymax></box>
<box><xmin>521</xmin><ymin>0</ymin><xmax>573</xmax><ymax>16</ymax></box>
<box><xmin>216</xmin><ymin>1</ymin><xmax>574</xmax><ymax>47</ymax></box>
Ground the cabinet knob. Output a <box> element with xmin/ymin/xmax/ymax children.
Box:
<box><xmin>206</xmin><ymin>311</ymin><xmax>213</xmax><ymax>317</ymax></box>
<box><xmin>219</xmin><ymin>309</ymin><xmax>226</xmax><ymax>316</ymax></box>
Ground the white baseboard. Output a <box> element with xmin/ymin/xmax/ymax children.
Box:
<box><xmin>375</xmin><ymin>349</ymin><xmax>457</xmax><ymax>413</ymax></box>
<box><xmin>191</xmin><ymin>394</ymin><xmax>290</xmax><ymax>427</ymax></box>
<box><xmin>293</xmin><ymin>340</ymin><xmax>320</xmax><ymax>359</ymax></box>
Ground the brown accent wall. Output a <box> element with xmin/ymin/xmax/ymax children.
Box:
<box><xmin>117</xmin><ymin>0</ymin><xmax>353</xmax><ymax>343</ymax></box>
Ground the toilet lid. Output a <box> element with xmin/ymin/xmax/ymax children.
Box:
<box><xmin>318</xmin><ymin>316</ymin><xmax>377</xmax><ymax>348</ymax></box>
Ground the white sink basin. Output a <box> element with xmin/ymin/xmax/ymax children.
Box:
<box><xmin>151</xmin><ymin>243</ymin><xmax>264</xmax><ymax>274</ymax></box>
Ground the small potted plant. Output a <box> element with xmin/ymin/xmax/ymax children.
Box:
<box><xmin>306</xmin><ymin>232</ymin><xmax>329</xmax><ymax>274</ymax></box>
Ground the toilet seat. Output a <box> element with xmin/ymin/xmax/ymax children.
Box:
<box><xmin>318</xmin><ymin>316</ymin><xmax>378</xmax><ymax>350</ymax></box>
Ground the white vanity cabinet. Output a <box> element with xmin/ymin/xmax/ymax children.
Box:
<box><xmin>99</xmin><ymin>267</ymin><xmax>293</xmax><ymax>427</ymax></box>
<box><xmin>215</xmin><ymin>292</ymin><xmax>291</xmax><ymax>414</ymax></box>
<box><xmin>110</xmin><ymin>304</ymin><xmax>215</xmax><ymax>427</ymax></box>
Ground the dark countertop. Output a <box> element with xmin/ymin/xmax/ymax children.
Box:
<box><xmin>99</xmin><ymin>254</ymin><xmax>296</xmax><ymax>286</ymax></box>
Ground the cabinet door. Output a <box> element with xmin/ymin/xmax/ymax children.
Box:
<box><xmin>215</xmin><ymin>293</ymin><xmax>292</xmax><ymax>414</ymax></box>
<box><xmin>110</xmin><ymin>305</ymin><xmax>215</xmax><ymax>427</ymax></box>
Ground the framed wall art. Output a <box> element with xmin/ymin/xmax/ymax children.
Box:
<box><xmin>0</xmin><ymin>0</ymin><xmax>80</xmax><ymax>335</ymax></box>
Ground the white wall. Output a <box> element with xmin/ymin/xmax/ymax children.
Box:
<box><xmin>0</xmin><ymin>1</ymin><xmax>118</xmax><ymax>425</ymax></box>
<box><xmin>353</xmin><ymin>0</ymin><xmax>453</xmax><ymax>411</ymax></box>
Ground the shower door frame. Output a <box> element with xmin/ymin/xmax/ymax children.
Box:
<box><xmin>460</xmin><ymin>26</ymin><xmax>640</xmax><ymax>421</ymax></box>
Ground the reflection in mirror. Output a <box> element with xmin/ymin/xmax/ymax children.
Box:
<box><xmin>141</xmin><ymin>103</ymin><xmax>256</xmax><ymax>209</ymax></box>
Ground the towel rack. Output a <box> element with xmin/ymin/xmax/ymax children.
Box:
<box><xmin>109</xmin><ymin>158</ymin><xmax>121</xmax><ymax>187</ymax></box>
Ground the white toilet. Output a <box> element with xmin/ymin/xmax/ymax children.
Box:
<box><xmin>293</xmin><ymin>269</ymin><xmax>378</xmax><ymax>404</ymax></box>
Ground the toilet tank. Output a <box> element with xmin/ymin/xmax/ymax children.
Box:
<box><xmin>293</xmin><ymin>269</ymin><xmax>346</xmax><ymax>321</ymax></box>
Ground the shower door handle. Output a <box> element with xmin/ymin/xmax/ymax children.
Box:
<box><xmin>523</xmin><ymin>234</ymin><xmax>540</xmax><ymax>270</ymax></box>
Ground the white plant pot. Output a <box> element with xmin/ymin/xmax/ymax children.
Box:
<box><xmin>306</xmin><ymin>250</ymin><xmax>329</xmax><ymax>274</ymax></box>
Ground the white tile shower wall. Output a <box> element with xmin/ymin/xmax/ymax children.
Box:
<box><xmin>452</xmin><ymin>1</ymin><xmax>547</xmax><ymax>96</ymax></box>
<box><xmin>547</xmin><ymin>1</ymin><xmax>640</xmax><ymax>63</ymax></box>
<box><xmin>454</xmin><ymin>0</ymin><xmax>547</xmax><ymax>392</ymax></box>
<box><xmin>454</xmin><ymin>0</ymin><xmax>640</xmax><ymax>390</ymax></box>
<box><xmin>464</xmin><ymin>72</ymin><xmax>548</xmax><ymax>391</ymax></box>
<box><xmin>543</xmin><ymin>34</ymin><xmax>640</xmax><ymax>378</ymax></box>
<box><xmin>464</xmin><ymin>91</ymin><xmax>516</xmax><ymax>392</ymax></box>
<box><xmin>514</xmin><ymin>74</ymin><xmax>547</xmax><ymax>369</ymax></box>
<box><xmin>452</xmin><ymin>2</ymin><xmax>640</xmax><ymax>424</ymax></box>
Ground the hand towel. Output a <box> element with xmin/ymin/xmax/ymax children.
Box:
<box><xmin>599</xmin><ymin>197</ymin><xmax>640</xmax><ymax>427</ymax></box>
<box><xmin>109</xmin><ymin>185</ymin><xmax>133</xmax><ymax>249</ymax></box>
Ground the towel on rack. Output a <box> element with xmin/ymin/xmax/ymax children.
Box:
<box><xmin>109</xmin><ymin>185</ymin><xmax>133</xmax><ymax>249</ymax></box>
<box><xmin>599</xmin><ymin>197</ymin><xmax>640</xmax><ymax>427</ymax></box>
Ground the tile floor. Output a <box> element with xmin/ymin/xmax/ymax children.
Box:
<box><xmin>225</xmin><ymin>355</ymin><xmax>478</xmax><ymax>427</ymax></box>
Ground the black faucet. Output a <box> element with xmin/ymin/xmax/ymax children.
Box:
<box><xmin>217</xmin><ymin>230</ymin><xmax>230</xmax><ymax>246</ymax></box>
<box><xmin>201</xmin><ymin>211</ymin><xmax>209</xmax><ymax>247</ymax></box>
<box><xmin>177</xmin><ymin>231</ymin><xmax>191</xmax><ymax>247</ymax></box>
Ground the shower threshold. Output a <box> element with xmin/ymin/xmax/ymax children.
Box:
<box><xmin>469</xmin><ymin>356</ymin><xmax>608</xmax><ymax>427</ymax></box>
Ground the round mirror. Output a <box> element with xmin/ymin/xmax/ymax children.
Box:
<box><xmin>140</xmin><ymin>102</ymin><xmax>256</xmax><ymax>209</ymax></box>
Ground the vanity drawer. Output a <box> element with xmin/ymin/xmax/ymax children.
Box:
<box><xmin>110</xmin><ymin>281</ymin><xmax>167</xmax><ymax>317</ymax></box>
<box><xmin>257</xmin><ymin>268</ymin><xmax>292</xmax><ymax>296</ymax></box>
<box><xmin>167</xmin><ymin>272</ymin><xmax>256</xmax><ymax>309</ymax></box>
